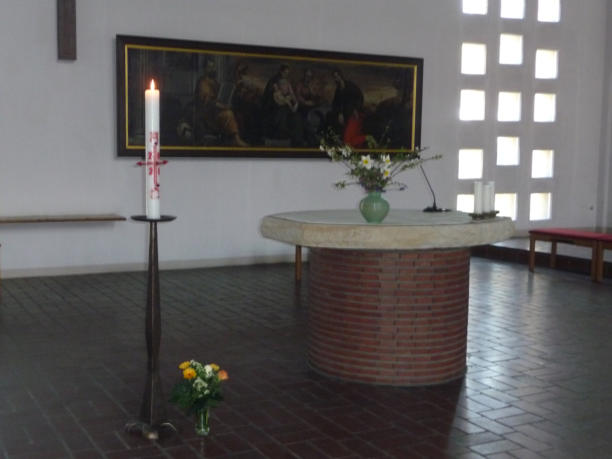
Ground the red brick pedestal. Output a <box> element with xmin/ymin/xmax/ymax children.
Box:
<box><xmin>308</xmin><ymin>247</ymin><xmax>470</xmax><ymax>386</ymax></box>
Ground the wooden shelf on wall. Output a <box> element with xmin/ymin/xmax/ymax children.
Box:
<box><xmin>0</xmin><ymin>214</ymin><xmax>126</xmax><ymax>224</ymax></box>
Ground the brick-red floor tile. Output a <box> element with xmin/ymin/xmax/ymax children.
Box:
<box><xmin>1</xmin><ymin>259</ymin><xmax>612</xmax><ymax>458</ymax></box>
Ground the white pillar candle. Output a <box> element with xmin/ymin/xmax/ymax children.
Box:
<box><xmin>145</xmin><ymin>79</ymin><xmax>160</xmax><ymax>219</ymax></box>
<box><xmin>473</xmin><ymin>181</ymin><xmax>483</xmax><ymax>214</ymax></box>
<box><xmin>487</xmin><ymin>181</ymin><xmax>495</xmax><ymax>212</ymax></box>
<box><xmin>482</xmin><ymin>182</ymin><xmax>493</xmax><ymax>213</ymax></box>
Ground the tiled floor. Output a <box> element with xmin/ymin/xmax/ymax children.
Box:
<box><xmin>1</xmin><ymin>258</ymin><xmax>612</xmax><ymax>458</ymax></box>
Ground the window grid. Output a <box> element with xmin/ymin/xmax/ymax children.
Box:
<box><xmin>534</xmin><ymin>93</ymin><xmax>557</xmax><ymax>122</ymax></box>
<box><xmin>497</xmin><ymin>137</ymin><xmax>520</xmax><ymax>166</ymax></box>
<box><xmin>458</xmin><ymin>149</ymin><xmax>484</xmax><ymax>179</ymax></box>
<box><xmin>500</xmin><ymin>0</ymin><xmax>525</xmax><ymax>19</ymax></box>
<box><xmin>462</xmin><ymin>0</ymin><xmax>487</xmax><ymax>15</ymax></box>
<box><xmin>456</xmin><ymin>194</ymin><xmax>475</xmax><ymax>213</ymax></box>
<box><xmin>535</xmin><ymin>49</ymin><xmax>559</xmax><ymax>79</ymax></box>
<box><xmin>495</xmin><ymin>193</ymin><xmax>518</xmax><ymax>220</ymax></box>
<box><xmin>538</xmin><ymin>0</ymin><xmax>561</xmax><ymax>22</ymax></box>
<box><xmin>459</xmin><ymin>0</ymin><xmax>560</xmax><ymax>225</ymax></box>
<box><xmin>530</xmin><ymin>193</ymin><xmax>552</xmax><ymax>220</ymax></box>
<box><xmin>461</xmin><ymin>43</ymin><xmax>487</xmax><ymax>75</ymax></box>
<box><xmin>499</xmin><ymin>34</ymin><xmax>523</xmax><ymax>65</ymax></box>
<box><xmin>498</xmin><ymin>92</ymin><xmax>522</xmax><ymax>122</ymax></box>
<box><xmin>460</xmin><ymin>90</ymin><xmax>486</xmax><ymax>120</ymax></box>
<box><xmin>532</xmin><ymin>149</ymin><xmax>554</xmax><ymax>178</ymax></box>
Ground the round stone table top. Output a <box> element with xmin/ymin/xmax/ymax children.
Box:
<box><xmin>261</xmin><ymin>209</ymin><xmax>515</xmax><ymax>250</ymax></box>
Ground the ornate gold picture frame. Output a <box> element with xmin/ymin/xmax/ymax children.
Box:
<box><xmin>116</xmin><ymin>35</ymin><xmax>423</xmax><ymax>158</ymax></box>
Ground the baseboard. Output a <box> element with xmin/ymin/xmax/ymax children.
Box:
<box><xmin>0</xmin><ymin>253</ymin><xmax>304</xmax><ymax>279</ymax></box>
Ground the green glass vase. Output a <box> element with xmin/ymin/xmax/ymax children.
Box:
<box><xmin>359</xmin><ymin>191</ymin><xmax>390</xmax><ymax>223</ymax></box>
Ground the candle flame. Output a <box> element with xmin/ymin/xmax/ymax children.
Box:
<box><xmin>150</xmin><ymin>79</ymin><xmax>156</xmax><ymax>90</ymax></box>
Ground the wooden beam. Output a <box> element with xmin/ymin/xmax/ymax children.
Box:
<box><xmin>57</xmin><ymin>0</ymin><xmax>76</xmax><ymax>60</ymax></box>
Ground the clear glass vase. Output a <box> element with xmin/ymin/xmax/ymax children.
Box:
<box><xmin>194</xmin><ymin>407</ymin><xmax>210</xmax><ymax>436</ymax></box>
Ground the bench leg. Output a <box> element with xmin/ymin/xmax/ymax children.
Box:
<box><xmin>295</xmin><ymin>245</ymin><xmax>302</xmax><ymax>282</ymax></box>
<box><xmin>550</xmin><ymin>241</ymin><xmax>557</xmax><ymax>268</ymax></box>
<box><xmin>595</xmin><ymin>242</ymin><xmax>603</xmax><ymax>282</ymax></box>
<box><xmin>529</xmin><ymin>236</ymin><xmax>536</xmax><ymax>272</ymax></box>
<box><xmin>589</xmin><ymin>243</ymin><xmax>599</xmax><ymax>281</ymax></box>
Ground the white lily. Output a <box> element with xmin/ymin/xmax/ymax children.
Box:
<box><xmin>361</xmin><ymin>155</ymin><xmax>372</xmax><ymax>170</ymax></box>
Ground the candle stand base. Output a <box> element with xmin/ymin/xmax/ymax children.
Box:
<box><xmin>126</xmin><ymin>215</ymin><xmax>177</xmax><ymax>440</ymax></box>
<box><xmin>125</xmin><ymin>420</ymin><xmax>177</xmax><ymax>441</ymax></box>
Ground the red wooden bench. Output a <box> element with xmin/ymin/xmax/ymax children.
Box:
<box><xmin>529</xmin><ymin>228</ymin><xmax>612</xmax><ymax>282</ymax></box>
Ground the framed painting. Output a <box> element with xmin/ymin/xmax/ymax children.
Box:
<box><xmin>116</xmin><ymin>35</ymin><xmax>423</xmax><ymax>158</ymax></box>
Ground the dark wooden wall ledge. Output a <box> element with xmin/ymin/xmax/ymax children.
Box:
<box><xmin>0</xmin><ymin>214</ymin><xmax>125</xmax><ymax>224</ymax></box>
<box><xmin>0</xmin><ymin>213</ymin><xmax>125</xmax><ymax>285</ymax></box>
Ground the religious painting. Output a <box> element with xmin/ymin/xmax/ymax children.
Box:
<box><xmin>116</xmin><ymin>35</ymin><xmax>423</xmax><ymax>158</ymax></box>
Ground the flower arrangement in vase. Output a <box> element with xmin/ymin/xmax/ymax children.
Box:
<box><xmin>320</xmin><ymin>129</ymin><xmax>440</xmax><ymax>223</ymax></box>
<box><xmin>169</xmin><ymin>360</ymin><xmax>228</xmax><ymax>436</ymax></box>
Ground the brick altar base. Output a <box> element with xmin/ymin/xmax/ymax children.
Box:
<box><xmin>308</xmin><ymin>247</ymin><xmax>470</xmax><ymax>386</ymax></box>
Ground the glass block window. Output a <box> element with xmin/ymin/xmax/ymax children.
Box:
<box><xmin>498</xmin><ymin>91</ymin><xmax>521</xmax><ymax>121</ymax></box>
<box><xmin>500</xmin><ymin>0</ymin><xmax>525</xmax><ymax>19</ymax></box>
<box><xmin>535</xmin><ymin>49</ymin><xmax>559</xmax><ymax>79</ymax></box>
<box><xmin>538</xmin><ymin>0</ymin><xmax>561</xmax><ymax>22</ymax></box>
<box><xmin>457</xmin><ymin>194</ymin><xmax>475</xmax><ymax>213</ymax></box>
<box><xmin>530</xmin><ymin>192</ymin><xmax>552</xmax><ymax>220</ymax></box>
<box><xmin>459</xmin><ymin>0</ymin><xmax>562</xmax><ymax>227</ymax></box>
<box><xmin>534</xmin><ymin>93</ymin><xmax>556</xmax><ymax>122</ymax></box>
<box><xmin>532</xmin><ymin>149</ymin><xmax>554</xmax><ymax>178</ymax></box>
<box><xmin>460</xmin><ymin>90</ymin><xmax>486</xmax><ymax>120</ymax></box>
<box><xmin>495</xmin><ymin>193</ymin><xmax>517</xmax><ymax>220</ymax></box>
<box><xmin>497</xmin><ymin>136</ymin><xmax>520</xmax><ymax>165</ymax></box>
<box><xmin>458</xmin><ymin>149</ymin><xmax>484</xmax><ymax>179</ymax></box>
<box><xmin>463</xmin><ymin>0</ymin><xmax>488</xmax><ymax>15</ymax></box>
<box><xmin>499</xmin><ymin>34</ymin><xmax>523</xmax><ymax>65</ymax></box>
<box><xmin>462</xmin><ymin>43</ymin><xmax>487</xmax><ymax>75</ymax></box>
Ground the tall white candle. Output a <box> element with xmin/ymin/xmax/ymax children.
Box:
<box><xmin>482</xmin><ymin>182</ymin><xmax>493</xmax><ymax>213</ymax></box>
<box><xmin>487</xmin><ymin>181</ymin><xmax>495</xmax><ymax>212</ymax></box>
<box><xmin>473</xmin><ymin>181</ymin><xmax>483</xmax><ymax>214</ymax></box>
<box><xmin>145</xmin><ymin>79</ymin><xmax>160</xmax><ymax>219</ymax></box>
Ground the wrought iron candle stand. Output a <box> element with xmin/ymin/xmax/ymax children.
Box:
<box><xmin>126</xmin><ymin>215</ymin><xmax>176</xmax><ymax>440</ymax></box>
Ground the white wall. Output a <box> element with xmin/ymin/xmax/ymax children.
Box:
<box><xmin>0</xmin><ymin>0</ymin><xmax>609</xmax><ymax>277</ymax></box>
<box><xmin>598</xmin><ymin>0</ymin><xmax>612</xmax><ymax>227</ymax></box>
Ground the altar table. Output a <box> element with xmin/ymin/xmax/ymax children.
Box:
<box><xmin>261</xmin><ymin>209</ymin><xmax>514</xmax><ymax>386</ymax></box>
